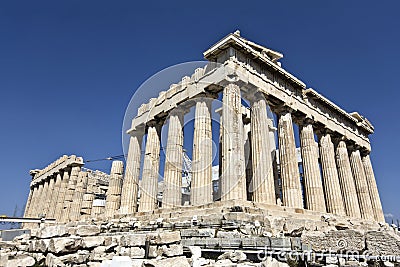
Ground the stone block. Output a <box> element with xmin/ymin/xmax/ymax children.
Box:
<box><xmin>119</xmin><ymin>233</ymin><xmax>146</xmax><ymax>247</ymax></box>
<box><xmin>219</xmin><ymin>238</ymin><xmax>242</xmax><ymax>248</ymax></box>
<box><xmin>365</xmin><ymin>230</ymin><xmax>400</xmax><ymax>255</ymax></box>
<box><xmin>218</xmin><ymin>250</ymin><xmax>247</xmax><ymax>263</ymax></box>
<box><xmin>180</xmin><ymin>228</ymin><xmax>215</xmax><ymax>238</ymax></box>
<box><xmin>37</xmin><ymin>225</ymin><xmax>67</xmax><ymax>238</ymax></box>
<box><xmin>130</xmin><ymin>247</ymin><xmax>145</xmax><ymax>258</ymax></box>
<box><xmin>75</xmin><ymin>225</ymin><xmax>101</xmax><ymax>236</ymax></box>
<box><xmin>242</xmin><ymin>237</ymin><xmax>270</xmax><ymax>248</ymax></box>
<box><xmin>301</xmin><ymin>230</ymin><xmax>365</xmax><ymax>252</ymax></box>
<box><xmin>161</xmin><ymin>244</ymin><xmax>184</xmax><ymax>257</ymax></box>
<box><xmin>4</xmin><ymin>254</ymin><xmax>35</xmax><ymax>267</ymax></box>
<box><xmin>83</xmin><ymin>236</ymin><xmax>105</xmax><ymax>248</ymax></box>
<box><xmin>59</xmin><ymin>250</ymin><xmax>90</xmax><ymax>264</ymax></box>
<box><xmin>48</xmin><ymin>237</ymin><xmax>83</xmax><ymax>254</ymax></box>
<box><xmin>270</xmin><ymin>237</ymin><xmax>291</xmax><ymax>249</ymax></box>
<box><xmin>45</xmin><ymin>253</ymin><xmax>64</xmax><ymax>267</ymax></box>
<box><xmin>153</xmin><ymin>231</ymin><xmax>181</xmax><ymax>244</ymax></box>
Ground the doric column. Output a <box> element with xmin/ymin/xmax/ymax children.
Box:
<box><xmin>220</xmin><ymin>84</ymin><xmax>246</xmax><ymax>201</ymax></box>
<box><xmin>191</xmin><ymin>99</ymin><xmax>213</xmax><ymax>205</ymax></box>
<box><xmin>120</xmin><ymin>132</ymin><xmax>143</xmax><ymax>214</ymax></box>
<box><xmin>105</xmin><ymin>161</ymin><xmax>124</xmax><ymax>217</ymax></box>
<box><xmin>163</xmin><ymin>108</ymin><xmax>184</xmax><ymax>208</ymax></box>
<box><xmin>27</xmin><ymin>185</ymin><xmax>38</xmax><ymax>217</ymax></box>
<box><xmin>278</xmin><ymin>110</ymin><xmax>303</xmax><ymax>208</ymax></box>
<box><xmin>362</xmin><ymin>154</ymin><xmax>385</xmax><ymax>222</ymax></box>
<box><xmin>47</xmin><ymin>173</ymin><xmax>62</xmax><ymax>219</ymax></box>
<box><xmin>62</xmin><ymin>166</ymin><xmax>81</xmax><ymax>222</ymax></box>
<box><xmin>31</xmin><ymin>182</ymin><xmax>43</xmax><ymax>218</ymax></box>
<box><xmin>44</xmin><ymin>176</ymin><xmax>56</xmax><ymax>217</ymax></box>
<box><xmin>138</xmin><ymin>123</ymin><xmax>162</xmax><ymax>212</ymax></box>
<box><xmin>244</xmin><ymin>121</ymin><xmax>252</xmax><ymax>201</ymax></box>
<box><xmin>38</xmin><ymin>179</ymin><xmax>50</xmax><ymax>216</ymax></box>
<box><xmin>69</xmin><ymin>171</ymin><xmax>89</xmax><ymax>221</ymax></box>
<box><xmin>23</xmin><ymin>187</ymin><xmax>34</xmax><ymax>218</ymax></box>
<box><xmin>336</xmin><ymin>141</ymin><xmax>361</xmax><ymax>218</ymax></box>
<box><xmin>318</xmin><ymin>133</ymin><xmax>345</xmax><ymax>215</ymax></box>
<box><xmin>249</xmin><ymin>92</ymin><xmax>275</xmax><ymax>204</ymax></box>
<box><xmin>349</xmin><ymin>149</ymin><xmax>375</xmax><ymax>220</ymax></box>
<box><xmin>81</xmin><ymin>176</ymin><xmax>96</xmax><ymax>220</ymax></box>
<box><xmin>300</xmin><ymin>121</ymin><xmax>326</xmax><ymax>212</ymax></box>
<box><xmin>54</xmin><ymin>170</ymin><xmax>70</xmax><ymax>221</ymax></box>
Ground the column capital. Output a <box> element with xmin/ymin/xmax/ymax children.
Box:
<box><xmin>360</xmin><ymin>147</ymin><xmax>371</xmax><ymax>157</ymax></box>
<box><xmin>146</xmin><ymin>120</ymin><xmax>164</xmax><ymax>133</ymax></box>
<box><xmin>247</xmin><ymin>90</ymin><xmax>267</xmax><ymax>103</ymax></box>
<box><xmin>275</xmin><ymin>104</ymin><xmax>295</xmax><ymax>115</ymax></box>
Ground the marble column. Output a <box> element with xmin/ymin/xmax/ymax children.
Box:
<box><xmin>54</xmin><ymin>170</ymin><xmax>70</xmax><ymax>221</ymax></box>
<box><xmin>38</xmin><ymin>179</ymin><xmax>50</xmax><ymax>216</ymax></box>
<box><xmin>138</xmin><ymin>124</ymin><xmax>162</xmax><ymax>212</ymax></box>
<box><xmin>23</xmin><ymin>187</ymin><xmax>33</xmax><ymax>218</ymax></box>
<box><xmin>349</xmin><ymin>149</ymin><xmax>375</xmax><ymax>220</ymax></box>
<box><xmin>336</xmin><ymin>141</ymin><xmax>361</xmax><ymax>218</ymax></box>
<box><xmin>163</xmin><ymin>108</ymin><xmax>184</xmax><ymax>208</ymax></box>
<box><xmin>318</xmin><ymin>134</ymin><xmax>345</xmax><ymax>215</ymax></box>
<box><xmin>105</xmin><ymin>161</ymin><xmax>124</xmax><ymax>217</ymax></box>
<box><xmin>31</xmin><ymin>183</ymin><xmax>43</xmax><ymax>218</ymax></box>
<box><xmin>362</xmin><ymin>154</ymin><xmax>385</xmax><ymax>222</ymax></box>
<box><xmin>47</xmin><ymin>173</ymin><xmax>62</xmax><ymax>219</ymax></box>
<box><xmin>300</xmin><ymin>122</ymin><xmax>326</xmax><ymax>212</ymax></box>
<box><xmin>62</xmin><ymin>166</ymin><xmax>81</xmax><ymax>222</ymax></box>
<box><xmin>220</xmin><ymin>84</ymin><xmax>246</xmax><ymax>201</ymax></box>
<box><xmin>244</xmin><ymin>122</ymin><xmax>252</xmax><ymax>201</ymax></box>
<box><xmin>120</xmin><ymin>132</ymin><xmax>143</xmax><ymax>214</ymax></box>
<box><xmin>249</xmin><ymin>92</ymin><xmax>275</xmax><ymax>204</ymax></box>
<box><xmin>44</xmin><ymin>176</ymin><xmax>56</xmax><ymax>217</ymax></box>
<box><xmin>81</xmin><ymin>176</ymin><xmax>96</xmax><ymax>220</ymax></box>
<box><xmin>69</xmin><ymin>171</ymin><xmax>89</xmax><ymax>221</ymax></box>
<box><xmin>278</xmin><ymin>111</ymin><xmax>303</xmax><ymax>208</ymax></box>
<box><xmin>191</xmin><ymin>99</ymin><xmax>213</xmax><ymax>205</ymax></box>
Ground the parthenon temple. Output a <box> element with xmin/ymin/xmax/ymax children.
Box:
<box><xmin>23</xmin><ymin>31</ymin><xmax>384</xmax><ymax>225</ymax></box>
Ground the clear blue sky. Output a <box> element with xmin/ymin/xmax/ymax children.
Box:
<box><xmin>0</xmin><ymin>1</ymin><xmax>399</xmax><ymax>222</ymax></box>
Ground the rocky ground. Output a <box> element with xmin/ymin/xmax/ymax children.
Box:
<box><xmin>1</xmin><ymin>205</ymin><xmax>400</xmax><ymax>266</ymax></box>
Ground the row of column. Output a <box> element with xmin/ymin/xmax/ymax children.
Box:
<box><xmin>277</xmin><ymin>112</ymin><xmax>384</xmax><ymax>222</ymax></box>
<box><xmin>24</xmin><ymin>160</ymin><xmax>126</xmax><ymax>224</ymax></box>
<box><xmin>120</xmin><ymin>83</ymin><xmax>384</xmax><ymax>223</ymax></box>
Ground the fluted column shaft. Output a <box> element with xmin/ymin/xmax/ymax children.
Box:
<box><xmin>250</xmin><ymin>93</ymin><xmax>275</xmax><ymax>204</ymax></box>
<box><xmin>120</xmin><ymin>133</ymin><xmax>143</xmax><ymax>214</ymax></box>
<box><xmin>162</xmin><ymin>109</ymin><xmax>184</xmax><ymax>208</ymax></box>
<box><xmin>221</xmin><ymin>84</ymin><xmax>246</xmax><ymax>201</ymax></box>
<box><xmin>319</xmin><ymin>134</ymin><xmax>345</xmax><ymax>215</ymax></box>
<box><xmin>138</xmin><ymin>124</ymin><xmax>161</xmax><ymax>212</ymax></box>
<box><xmin>27</xmin><ymin>186</ymin><xmax>38</xmax><ymax>217</ymax></box>
<box><xmin>62</xmin><ymin>166</ymin><xmax>81</xmax><ymax>222</ymax></box>
<box><xmin>300</xmin><ymin>123</ymin><xmax>326</xmax><ymax>212</ymax></box>
<box><xmin>69</xmin><ymin>171</ymin><xmax>89</xmax><ymax>221</ymax></box>
<box><xmin>31</xmin><ymin>183</ymin><xmax>43</xmax><ymax>217</ymax></box>
<box><xmin>349</xmin><ymin>149</ymin><xmax>374</xmax><ymax>220</ymax></box>
<box><xmin>278</xmin><ymin>111</ymin><xmax>303</xmax><ymax>208</ymax></box>
<box><xmin>47</xmin><ymin>173</ymin><xmax>62</xmax><ymax>219</ymax></box>
<box><xmin>81</xmin><ymin>177</ymin><xmax>96</xmax><ymax>220</ymax></box>
<box><xmin>191</xmin><ymin>99</ymin><xmax>213</xmax><ymax>205</ymax></box>
<box><xmin>105</xmin><ymin>161</ymin><xmax>124</xmax><ymax>217</ymax></box>
<box><xmin>38</xmin><ymin>179</ymin><xmax>50</xmax><ymax>216</ymax></box>
<box><xmin>362</xmin><ymin>154</ymin><xmax>385</xmax><ymax>222</ymax></box>
<box><xmin>23</xmin><ymin>188</ymin><xmax>34</xmax><ymax>217</ymax></box>
<box><xmin>54</xmin><ymin>171</ymin><xmax>70</xmax><ymax>221</ymax></box>
<box><xmin>336</xmin><ymin>141</ymin><xmax>361</xmax><ymax>218</ymax></box>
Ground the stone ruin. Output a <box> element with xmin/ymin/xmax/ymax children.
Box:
<box><xmin>1</xmin><ymin>31</ymin><xmax>399</xmax><ymax>267</ymax></box>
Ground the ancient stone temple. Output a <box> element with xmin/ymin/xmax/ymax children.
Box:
<box><xmin>121</xmin><ymin>30</ymin><xmax>384</xmax><ymax>223</ymax></box>
<box><xmin>10</xmin><ymin>32</ymin><xmax>396</xmax><ymax>267</ymax></box>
